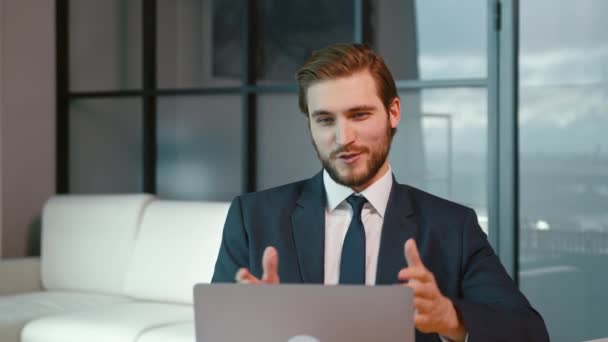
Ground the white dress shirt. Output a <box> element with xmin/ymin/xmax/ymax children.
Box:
<box><xmin>323</xmin><ymin>165</ymin><xmax>393</xmax><ymax>285</ymax></box>
<box><xmin>322</xmin><ymin>167</ymin><xmax>466</xmax><ymax>341</ymax></box>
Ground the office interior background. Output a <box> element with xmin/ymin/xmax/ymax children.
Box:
<box><xmin>0</xmin><ymin>0</ymin><xmax>606</xmax><ymax>341</ymax></box>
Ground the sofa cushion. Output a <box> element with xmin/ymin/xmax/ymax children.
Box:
<box><xmin>21</xmin><ymin>302</ymin><xmax>193</xmax><ymax>342</ymax></box>
<box><xmin>41</xmin><ymin>194</ymin><xmax>154</xmax><ymax>295</ymax></box>
<box><xmin>0</xmin><ymin>291</ymin><xmax>129</xmax><ymax>342</ymax></box>
<box><xmin>124</xmin><ymin>201</ymin><xmax>229</xmax><ymax>304</ymax></box>
<box><xmin>136</xmin><ymin>322</ymin><xmax>195</xmax><ymax>342</ymax></box>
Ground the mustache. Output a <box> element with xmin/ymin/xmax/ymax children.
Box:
<box><xmin>330</xmin><ymin>145</ymin><xmax>369</xmax><ymax>158</ymax></box>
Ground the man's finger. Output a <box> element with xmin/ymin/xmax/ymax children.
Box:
<box><xmin>235</xmin><ymin>268</ymin><xmax>260</xmax><ymax>284</ymax></box>
<box><xmin>261</xmin><ymin>246</ymin><xmax>279</xmax><ymax>283</ymax></box>
<box><xmin>398</xmin><ymin>267</ymin><xmax>431</xmax><ymax>283</ymax></box>
<box><xmin>405</xmin><ymin>280</ymin><xmax>436</xmax><ymax>299</ymax></box>
<box><xmin>404</xmin><ymin>238</ymin><xmax>423</xmax><ymax>268</ymax></box>
<box><xmin>414</xmin><ymin>297</ymin><xmax>435</xmax><ymax>313</ymax></box>
<box><xmin>414</xmin><ymin>314</ymin><xmax>432</xmax><ymax>333</ymax></box>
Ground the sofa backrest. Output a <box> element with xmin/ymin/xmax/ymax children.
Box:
<box><xmin>41</xmin><ymin>194</ymin><xmax>154</xmax><ymax>295</ymax></box>
<box><xmin>123</xmin><ymin>200</ymin><xmax>229</xmax><ymax>304</ymax></box>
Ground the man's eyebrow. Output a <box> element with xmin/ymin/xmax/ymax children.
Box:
<box><xmin>346</xmin><ymin>105</ymin><xmax>377</xmax><ymax>113</ymax></box>
<box><xmin>310</xmin><ymin>110</ymin><xmax>333</xmax><ymax>117</ymax></box>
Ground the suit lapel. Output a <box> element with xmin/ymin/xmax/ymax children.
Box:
<box><xmin>291</xmin><ymin>172</ymin><xmax>326</xmax><ymax>284</ymax></box>
<box><xmin>376</xmin><ymin>180</ymin><xmax>419</xmax><ymax>285</ymax></box>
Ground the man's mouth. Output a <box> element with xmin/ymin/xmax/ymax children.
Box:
<box><xmin>336</xmin><ymin>152</ymin><xmax>362</xmax><ymax>164</ymax></box>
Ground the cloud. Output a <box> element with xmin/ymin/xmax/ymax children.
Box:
<box><xmin>418</xmin><ymin>55</ymin><xmax>486</xmax><ymax>80</ymax></box>
<box><xmin>520</xmin><ymin>46</ymin><xmax>608</xmax><ymax>86</ymax></box>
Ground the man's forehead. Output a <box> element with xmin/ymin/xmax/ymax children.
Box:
<box><xmin>307</xmin><ymin>70</ymin><xmax>377</xmax><ymax>92</ymax></box>
<box><xmin>306</xmin><ymin>71</ymin><xmax>382</xmax><ymax>113</ymax></box>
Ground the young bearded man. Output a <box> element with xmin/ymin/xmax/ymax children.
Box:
<box><xmin>212</xmin><ymin>43</ymin><xmax>549</xmax><ymax>341</ymax></box>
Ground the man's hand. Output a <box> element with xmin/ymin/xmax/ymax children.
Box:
<box><xmin>398</xmin><ymin>239</ymin><xmax>466</xmax><ymax>341</ymax></box>
<box><xmin>235</xmin><ymin>246</ymin><xmax>280</xmax><ymax>284</ymax></box>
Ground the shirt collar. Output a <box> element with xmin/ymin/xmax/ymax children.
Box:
<box><xmin>323</xmin><ymin>165</ymin><xmax>393</xmax><ymax>218</ymax></box>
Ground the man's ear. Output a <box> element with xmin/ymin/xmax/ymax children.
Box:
<box><xmin>388</xmin><ymin>97</ymin><xmax>401</xmax><ymax>128</ymax></box>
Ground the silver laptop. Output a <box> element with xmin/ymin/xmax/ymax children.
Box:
<box><xmin>193</xmin><ymin>283</ymin><xmax>414</xmax><ymax>342</ymax></box>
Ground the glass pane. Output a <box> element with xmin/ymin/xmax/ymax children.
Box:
<box><xmin>392</xmin><ymin>88</ymin><xmax>488</xmax><ymax>232</ymax></box>
<box><xmin>157</xmin><ymin>0</ymin><xmax>243</xmax><ymax>88</ymax></box>
<box><xmin>256</xmin><ymin>94</ymin><xmax>321</xmax><ymax>190</ymax></box>
<box><xmin>69</xmin><ymin>0</ymin><xmax>142</xmax><ymax>91</ymax></box>
<box><xmin>157</xmin><ymin>96</ymin><xmax>243</xmax><ymax>200</ymax></box>
<box><xmin>69</xmin><ymin>98</ymin><xmax>142</xmax><ymax>193</ymax></box>
<box><xmin>369</xmin><ymin>0</ymin><xmax>486</xmax><ymax>80</ymax></box>
<box><xmin>519</xmin><ymin>1</ymin><xmax>608</xmax><ymax>341</ymax></box>
<box><xmin>256</xmin><ymin>0</ymin><xmax>354</xmax><ymax>82</ymax></box>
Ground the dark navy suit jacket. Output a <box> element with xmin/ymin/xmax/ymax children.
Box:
<box><xmin>212</xmin><ymin>172</ymin><xmax>549</xmax><ymax>341</ymax></box>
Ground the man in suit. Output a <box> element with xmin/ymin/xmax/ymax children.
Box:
<box><xmin>212</xmin><ymin>43</ymin><xmax>549</xmax><ymax>341</ymax></box>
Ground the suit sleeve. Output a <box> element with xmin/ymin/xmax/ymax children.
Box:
<box><xmin>211</xmin><ymin>196</ymin><xmax>249</xmax><ymax>283</ymax></box>
<box><xmin>450</xmin><ymin>209</ymin><xmax>549</xmax><ymax>341</ymax></box>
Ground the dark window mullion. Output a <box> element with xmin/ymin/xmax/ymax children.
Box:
<box><xmin>243</xmin><ymin>0</ymin><xmax>257</xmax><ymax>193</ymax></box>
<box><xmin>354</xmin><ymin>0</ymin><xmax>371</xmax><ymax>44</ymax></box>
<box><xmin>142</xmin><ymin>0</ymin><xmax>157</xmax><ymax>194</ymax></box>
<box><xmin>57</xmin><ymin>0</ymin><xmax>69</xmax><ymax>194</ymax></box>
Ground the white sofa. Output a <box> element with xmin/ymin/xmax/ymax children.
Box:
<box><xmin>0</xmin><ymin>194</ymin><xmax>230</xmax><ymax>342</ymax></box>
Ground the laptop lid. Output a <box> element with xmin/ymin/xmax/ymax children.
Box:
<box><xmin>193</xmin><ymin>283</ymin><xmax>414</xmax><ymax>342</ymax></box>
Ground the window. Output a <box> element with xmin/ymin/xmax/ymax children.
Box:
<box><xmin>59</xmin><ymin>0</ymin><xmax>492</xmax><ymax>244</ymax></box>
<box><xmin>518</xmin><ymin>1</ymin><xmax>608</xmax><ymax>340</ymax></box>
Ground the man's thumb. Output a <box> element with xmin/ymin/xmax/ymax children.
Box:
<box><xmin>404</xmin><ymin>238</ymin><xmax>422</xmax><ymax>267</ymax></box>
<box><xmin>262</xmin><ymin>246</ymin><xmax>279</xmax><ymax>283</ymax></box>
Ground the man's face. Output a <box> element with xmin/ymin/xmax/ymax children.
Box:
<box><xmin>306</xmin><ymin>70</ymin><xmax>401</xmax><ymax>191</ymax></box>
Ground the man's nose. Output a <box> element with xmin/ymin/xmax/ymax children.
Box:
<box><xmin>335</xmin><ymin>120</ymin><xmax>355</xmax><ymax>146</ymax></box>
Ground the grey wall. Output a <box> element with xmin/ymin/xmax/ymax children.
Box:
<box><xmin>0</xmin><ymin>0</ymin><xmax>55</xmax><ymax>258</ymax></box>
<box><xmin>0</xmin><ymin>0</ymin><xmax>4</xmax><ymax>257</ymax></box>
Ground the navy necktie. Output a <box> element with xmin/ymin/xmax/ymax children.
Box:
<box><xmin>339</xmin><ymin>195</ymin><xmax>368</xmax><ymax>284</ymax></box>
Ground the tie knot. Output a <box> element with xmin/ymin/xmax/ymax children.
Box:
<box><xmin>346</xmin><ymin>194</ymin><xmax>367</xmax><ymax>217</ymax></box>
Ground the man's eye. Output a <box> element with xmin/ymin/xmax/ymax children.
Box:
<box><xmin>354</xmin><ymin>112</ymin><xmax>369</xmax><ymax>118</ymax></box>
<box><xmin>316</xmin><ymin>117</ymin><xmax>334</xmax><ymax>124</ymax></box>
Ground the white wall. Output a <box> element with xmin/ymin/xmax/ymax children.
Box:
<box><xmin>0</xmin><ymin>0</ymin><xmax>55</xmax><ymax>258</ymax></box>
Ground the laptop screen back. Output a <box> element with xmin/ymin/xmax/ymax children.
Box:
<box><xmin>194</xmin><ymin>284</ymin><xmax>414</xmax><ymax>342</ymax></box>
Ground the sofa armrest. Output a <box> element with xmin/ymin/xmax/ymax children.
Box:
<box><xmin>0</xmin><ymin>257</ymin><xmax>42</xmax><ymax>295</ymax></box>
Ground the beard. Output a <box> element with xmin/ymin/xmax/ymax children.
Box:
<box><xmin>312</xmin><ymin>123</ymin><xmax>393</xmax><ymax>189</ymax></box>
